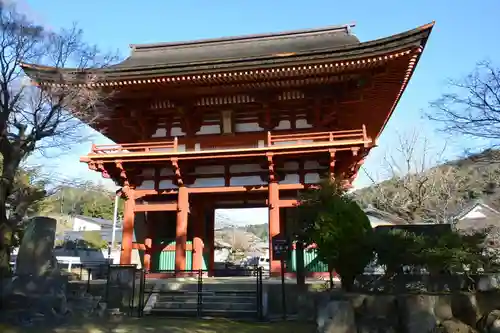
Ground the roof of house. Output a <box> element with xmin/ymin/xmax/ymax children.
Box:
<box><xmin>364</xmin><ymin>206</ymin><xmax>408</xmax><ymax>225</ymax></box>
<box><xmin>455</xmin><ymin>199</ymin><xmax>500</xmax><ymax>221</ymax></box>
<box><xmin>454</xmin><ymin>199</ymin><xmax>500</xmax><ymax>232</ymax></box>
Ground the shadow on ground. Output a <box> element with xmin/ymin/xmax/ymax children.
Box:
<box><xmin>1</xmin><ymin>317</ymin><xmax>315</xmax><ymax>333</ymax></box>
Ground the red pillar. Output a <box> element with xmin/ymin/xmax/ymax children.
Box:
<box><xmin>120</xmin><ymin>187</ymin><xmax>135</xmax><ymax>265</ymax></box>
<box><xmin>192</xmin><ymin>202</ymin><xmax>204</xmax><ymax>271</ymax></box>
<box><xmin>268</xmin><ymin>181</ymin><xmax>281</xmax><ymax>275</ymax></box>
<box><xmin>175</xmin><ymin>186</ymin><xmax>189</xmax><ymax>272</ymax></box>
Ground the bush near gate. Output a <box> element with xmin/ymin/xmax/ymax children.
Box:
<box><xmin>297</xmin><ymin>179</ymin><xmax>374</xmax><ymax>291</ymax></box>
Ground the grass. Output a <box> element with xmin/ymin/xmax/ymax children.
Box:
<box><xmin>0</xmin><ymin>317</ymin><xmax>315</xmax><ymax>333</ymax></box>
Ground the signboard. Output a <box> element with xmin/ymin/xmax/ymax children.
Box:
<box><xmin>272</xmin><ymin>238</ymin><xmax>289</xmax><ymax>260</ymax></box>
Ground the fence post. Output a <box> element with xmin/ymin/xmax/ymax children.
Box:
<box><xmin>86</xmin><ymin>268</ymin><xmax>91</xmax><ymax>294</ymax></box>
<box><xmin>197</xmin><ymin>269</ymin><xmax>203</xmax><ymax>317</ymax></box>
<box><xmin>174</xmin><ymin>137</ymin><xmax>178</xmax><ymax>151</ymax></box>
<box><xmin>258</xmin><ymin>267</ymin><xmax>263</xmax><ymax>320</ymax></box>
<box><xmin>256</xmin><ymin>266</ymin><xmax>261</xmax><ymax>319</ymax></box>
<box><xmin>130</xmin><ymin>268</ymin><xmax>136</xmax><ymax>317</ymax></box>
<box><xmin>267</xmin><ymin>131</ymin><xmax>272</xmax><ymax>147</ymax></box>
<box><xmin>105</xmin><ymin>265</ymin><xmax>112</xmax><ymax>306</ymax></box>
<box><xmin>138</xmin><ymin>269</ymin><xmax>145</xmax><ymax>317</ymax></box>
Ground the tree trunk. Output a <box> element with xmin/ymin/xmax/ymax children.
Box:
<box><xmin>0</xmin><ymin>152</ymin><xmax>22</xmax><ymax>275</ymax></box>
<box><xmin>0</xmin><ymin>200</ymin><xmax>12</xmax><ymax>277</ymax></box>
<box><xmin>340</xmin><ymin>274</ymin><xmax>355</xmax><ymax>292</ymax></box>
<box><xmin>328</xmin><ymin>263</ymin><xmax>334</xmax><ymax>289</ymax></box>
<box><xmin>295</xmin><ymin>241</ymin><xmax>306</xmax><ymax>287</ymax></box>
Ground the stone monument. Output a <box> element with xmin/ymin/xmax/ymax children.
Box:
<box><xmin>15</xmin><ymin>216</ymin><xmax>59</xmax><ymax>276</ymax></box>
<box><xmin>0</xmin><ymin>216</ymin><xmax>109</xmax><ymax>327</ymax></box>
<box><xmin>1</xmin><ymin>216</ymin><xmax>68</xmax><ymax>325</ymax></box>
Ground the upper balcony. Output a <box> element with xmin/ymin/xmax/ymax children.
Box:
<box><xmin>82</xmin><ymin>126</ymin><xmax>372</xmax><ymax>163</ymax></box>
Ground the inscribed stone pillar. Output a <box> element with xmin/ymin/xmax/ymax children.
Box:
<box><xmin>15</xmin><ymin>216</ymin><xmax>58</xmax><ymax>276</ymax></box>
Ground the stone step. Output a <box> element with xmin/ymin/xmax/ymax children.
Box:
<box><xmin>151</xmin><ymin>284</ymin><xmax>259</xmax><ymax>292</ymax></box>
<box><xmin>156</xmin><ymin>294</ymin><xmax>257</xmax><ymax>303</ymax></box>
<box><xmin>154</xmin><ymin>300</ymin><xmax>256</xmax><ymax>311</ymax></box>
<box><xmin>148</xmin><ymin>307</ymin><xmax>258</xmax><ymax>317</ymax></box>
<box><xmin>156</xmin><ymin>290</ymin><xmax>257</xmax><ymax>297</ymax></box>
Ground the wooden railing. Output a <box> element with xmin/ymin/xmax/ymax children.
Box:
<box><xmin>90</xmin><ymin>126</ymin><xmax>369</xmax><ymax>155</ymax></box>
<box><xmin>91</xmin><ymin>138</ymin><xmax>178</xmax><ymax>154</ymax></box>
<box><xmin>267</xmin><ymin>125</ymin><xmax>368</xmax><ymax>146</ymax></box>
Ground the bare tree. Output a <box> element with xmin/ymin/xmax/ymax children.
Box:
<box><xmin>231</xmin><ymin>229</ymin><xmax>252</xmax><ymax>252</ymax></box>
<box><xmin>357</xmin><ymin>130</ymin><xmax>470</xmax><ymax>223</ymax></box>
<box><xmin>429</xmin><ymin>61</ymin><xmax>500</xmax><ymax>143</ymax></box>
<box><xmin>0</xmin><ymin>3</ymin><xmax>116</xmax><ymax>274</ymax></box>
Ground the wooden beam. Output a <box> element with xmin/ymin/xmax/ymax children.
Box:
<box><xmin>187</xmin><ymin>183</ymin><xmax>308</xmax><ymax>194</ymax></box>
<box><xmin>134</xmin><ymin>202</ymin><xmax>178</xmax><ymax>212</ymax></box>
<box><xmin>134</xmin><ymin>189</ymin><xmax>178</xmax><ymax>199</ymax></box>
<box><xmin>278</xmin><ymin>199</ymin><xmax>299</xmax><ymax>208</ymax></box>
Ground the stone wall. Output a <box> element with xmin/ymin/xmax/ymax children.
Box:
<box><xmin>316</xmin><ymin>290</ymin><xmax>500</xmax><ymax>333</ymax></box>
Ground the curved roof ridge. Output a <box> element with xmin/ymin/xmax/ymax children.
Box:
<box><xmin>130</xmin><ymin>23</ymin><xmax>356</xmax><ymax>51</ymax></box>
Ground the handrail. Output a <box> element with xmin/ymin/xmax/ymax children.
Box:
<box><xmin>90</xmin><ymin>126</ymin><xmax>370</xmax><ymax>155</ymax></box>
<box><xmin>267</xmin><ymin>127</ymin><xmax>368</xmax><ymax>147</ymax></box>
<box><xmin>92</xmin><ymin>137</ymin><xmax>178</xmax><ymax>154</ymax></box>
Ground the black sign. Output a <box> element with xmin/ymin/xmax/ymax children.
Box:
<box><xmin>272</xmin><ymin>238</ymin><xmax>289</xmax><ymax>260</ymax></box>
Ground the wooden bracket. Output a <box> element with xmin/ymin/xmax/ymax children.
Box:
<box><xmin>329</xmin><ymin>149</ymin><xmax>337</xmax><ymax>180</ymax></box>
<box><xmin>266</xmin><ymin>154</ymin><xmax>276</xmax><ymax>182</ymax></box>
<box><xmin>171</xmin><ymin>158</ymin><xmax>184</xmax><ymax>186</ymax></box>
<box><xmin>115</xmin><ymin>161</ymin><xmax>129</xmax><ymax>186</ymax></box>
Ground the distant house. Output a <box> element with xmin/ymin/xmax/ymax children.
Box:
<box><xmin>72</xmin><ymin>215</ymin><xmax>119</xmax><ymax>231</ymax></box>
<box><xmin>214</xmin><ymin>239</ymin><xmax>232</xmax><ymax>263</ymax></box>
<box><xmin>454</xmin><ymin>200</ymin><xmax>500</xmax><ymax>232</ymax></box>
<box><xmin>363</xmin><ymin>206</ymin><xmax>408</xmax><ymax>228</ymax></box>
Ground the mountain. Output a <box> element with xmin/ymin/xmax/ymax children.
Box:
<box><xmin>355</xmin><ymin>149</ymin><xmax>500</xmax><ymax>223</ymax></box>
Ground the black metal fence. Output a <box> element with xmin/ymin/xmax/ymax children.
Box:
<box><xmin>140</xmin><ymin>268</ymin><xmax>264</xmax><ymax>320</ymax></box>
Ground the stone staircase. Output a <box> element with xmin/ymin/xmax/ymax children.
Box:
<box><xmin>144</xmin><ymin>281</ymin><xmax>260</xmax><ymax>318</ymax></box>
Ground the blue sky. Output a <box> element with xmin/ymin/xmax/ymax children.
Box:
<box><xmin>22</xmin><ymin>0</ymin><xmax>499</xmax><ymax>225</ymax></box>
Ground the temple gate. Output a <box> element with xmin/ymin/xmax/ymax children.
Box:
<box><xmin>22</xmin><ymin>22</ymin><xmax>434</xmax><ymax>277</ymax></box>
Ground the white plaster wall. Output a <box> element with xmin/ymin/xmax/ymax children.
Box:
<box><xmin>196</xmin><ymin>125</ymin><xmax>221</xmax><ymax>135</ymax></box>
<box><xmin>190</xmin><ymin>177</ymin><xmax>225</xmax><ymax>188</ymax></box>
<box><xmin>280</xmin><ymin>173</ymin><xmax>300</xmax><ymax>184</ymax></box>
<box><xmin>171</xmin><ymin>127</ymin><xmax>186</xmax><ymax>136</ymax></box>
<box><xmin>159</xmin><ymin>180</ymin><xmax>178</xmax><ymax>189</ymax></box>
<box><xmin>275</xmin><ymin>120</ymin><xmax>291</xmax><ymax>130</ymax></box>
<box><xmin>296</xmin><ymin>119</ymin><xmax>312</xmax><ymax>129</ymax></box>
<box><xmin>72</xmin><ymin>218</ymin><xmax>102</xmax><ymax>231</ymax></box>
<box><xmin>305</xmin><ymin>173</ymin><xmax>321</xmax><ymax>184</ymax></box>
<box><xmin>230</xmin><ymin>176</ymin><xmax>266</xmax><ymax>186</ymax></box>
<box><xmin>235</xmin><ymin>122</ymin><xmax>263</xmax><ymax>133</ymax></box>
<box><xmin>151</xmin><ymin>128</ymin><xmax>168</xmax><ymax>138</ymax></box>
<box><xmin>137</xmin><ymin>180</ymin><xmax>155</xmax><ymax>190</ymax></box>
